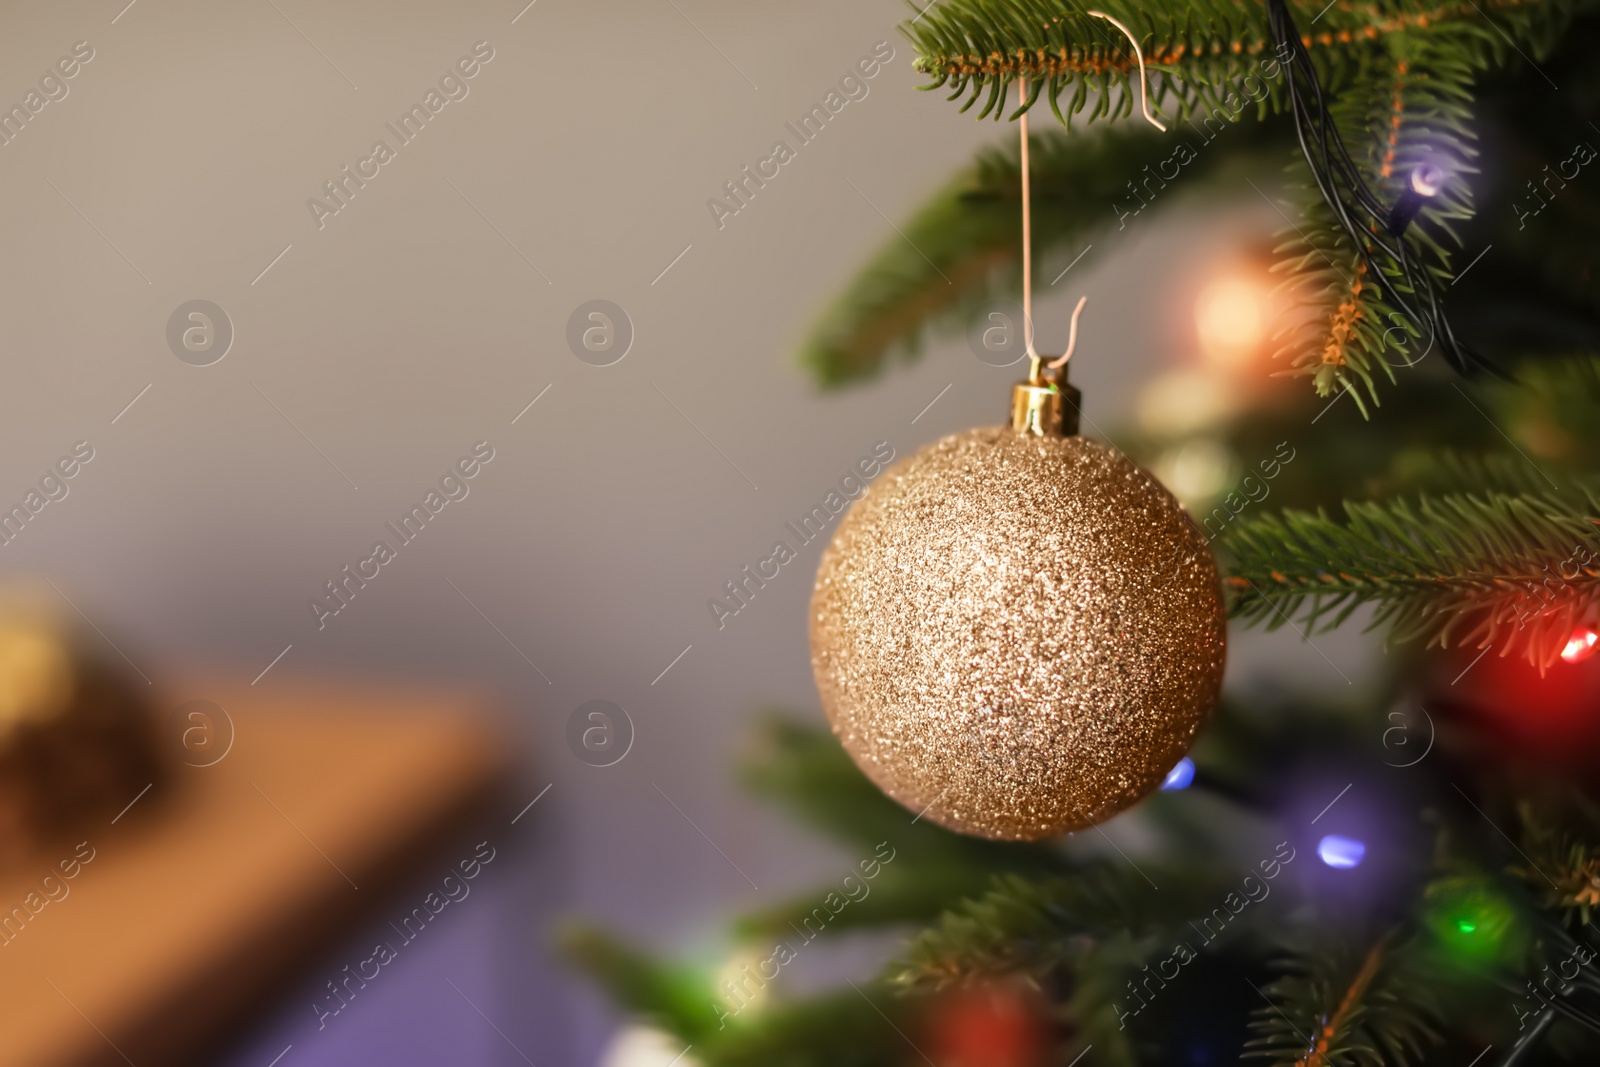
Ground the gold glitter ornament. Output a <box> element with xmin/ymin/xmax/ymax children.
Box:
<box><xmin>809</xmin><ymin>375</ymin><xmax>1225</xmax><ymax>841</ymax></box>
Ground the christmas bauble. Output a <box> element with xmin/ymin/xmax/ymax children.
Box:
<box><xmin>0</xmin><ymin>589</ymin><xmax>163</xmax><ymax>864</ymax></box>
<box><xmin>810</xmin><ymin>398</ymin><xmax>1225</xmax><ymax>840</ymax></box>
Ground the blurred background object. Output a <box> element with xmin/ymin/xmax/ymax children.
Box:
<box><xmin>0</xmin><ymin>672</ymin><xmax>509</xmax><ymax>1066</ymax></box>
<box><xmin>24</xmin><ymin>0</ymin><xmax>1600</xmax><ymax>1063</ymax></box>
<box><xmin>0</xmin><ymin>586</ymin><xmax>161</xmax><ymax>866</ymax></box>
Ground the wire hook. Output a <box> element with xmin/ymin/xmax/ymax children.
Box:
<box><xmin>1086</xmin><ymin>10</ymin><xmax>1167</xmax><ymax>133</ymax></box>
<box><xmin>1046</xmin><ymin>296</ymin><xmax>1088</xmax><ymax>370</ymax></box>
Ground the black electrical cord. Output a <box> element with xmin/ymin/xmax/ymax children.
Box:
<box><xmin>1264</xmin><ymin>0</ymin><xmax>1496</xmax><ymax>377</ymax></box>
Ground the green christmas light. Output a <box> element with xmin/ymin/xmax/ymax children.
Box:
<box><xmin>1424</xmin><ymin>878</ymin><xmax>1518</xmax><ymax>965</ymax></box>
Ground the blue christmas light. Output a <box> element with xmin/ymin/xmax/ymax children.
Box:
<box><xmin>1161</xmin><ymin>757</ymin><xmax>1195</xmax><ymax>791</ymax></box>
<box><xmin>1317</xmin><ymin>834</ymin><xmax>1366</xmax><ymax>869</ymax></box>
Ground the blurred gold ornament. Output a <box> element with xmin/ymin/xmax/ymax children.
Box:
<box><xmin>809</xmin><ymin>372</ymin><xmax>1225</xmax><ymax>840</ymax></box>
<box><xmin>0</xmin><ymin>590</ymin><xmax>162</xmax><ymax>863</ymax></box>
<box><xmin>0</xmin><ymin>624</ymin><xmax>75</xmax><ymax>733</ymax></box>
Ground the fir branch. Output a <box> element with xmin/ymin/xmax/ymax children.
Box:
<box><xmin>1300</xmin><ymin>940</ymin><xmax>1385</xmax><ymax>1067</ymax></box>
<box><xmin>1383</xmin><ymin>450</ymin><xmax>1580</xmax><ymax>498</ymax></box>
<box><xmin>891</xmin><ymin>864</ymin><xmax>1220</xmax><ymax>990</ymax></box>
<box><xmin>1270</xmin><ymin>24</ymin><xmax>1485</xmax><ymax>409</ymax></box>
<box><xmin>735</xmin><ymin>716</ymin><xmax>1067</xmax><ymax>938</ymax></box>
<box><xmin>903</xmin><ymin>0</ymin><xmax>1562</xmax><ymax>126</ymax></box>
<box><xmin>1066</xmin><ymin>947</ymin><xmax>1143</xmax><ymax>1067</ymax></box>
<box><xmin>894</xmin><ymin>0</ymin><xmax>1596</xmax><ymax>408</ymax></box>
<box><xmin>888</xmin><ymin>870</ymin><xmax>1176</xmax><ymax>1067</ymax></box>
<box><xmin>799</xmin><ymin>119</ymin><xmax>1285</xmax><ymax>388</ymax></box>
<box><xmin>739</xmin><ymin>716</ymin><xmax>1063</xmax><ymax>869</ymax></box>
<box><xmin>894</xmin><ymin>872</ymin><xmax>1091</xmax><ymax>990</ymax></box>
<box><xmin>563</xmin><ymin>924</ymin><xmax>925</xmax><ymax>1066</ymax></box>
<box><xmin>1224</xmin><ymin>468</ymin><xmax>1600</xmax><ymax>668</ymax></box>
<box><xmin>1244</xmin><ymin>932</ymin><xmax>1442</xmax><ymax>1067</ymax></box>
<box><xmin>559</xmin><ymin>926</ymin><xmax>724</xmax><ymax>1046</ymax></box>
<box><xmin>1514</xmin><ymin>796</ymin><xmax>1600</xmax><ymax>923</ymax></box>
<box><xmin>733</xmin><ymin>862</ymin><xmax>1040</xmax><ymax>941</ymax></box>
<box><xmin>799</xmin><ymin>2</ymin><xmax>1600</xmax><ymax>396</ymax></box>
<box><xmin>1530</xmin><ymin>839</ymin><xmax>1600</xmax><ymax>917</ymax></box>
<box><xmin>700</xmin><ymin>986</ymin><xmax>920</xmax><ymax>1067</ymax></box>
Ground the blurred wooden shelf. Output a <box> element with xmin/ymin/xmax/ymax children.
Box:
<box><xmin>0</xmin><ymin>673</ymin><xmax>512</xmax><ymax>1067</ymax></box>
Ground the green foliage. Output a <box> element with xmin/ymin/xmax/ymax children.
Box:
<box><xmin>798</xmin><ymin>119</ymin><xmax>1284</xmax><ymax>388</ymax></box>
<box><xmin>734</xmin><ymin>715</ymin><xmax>1068</xmax><ymax>939</ymax></box>
<box><xmin>903</xmin><ymin>0</ymin><xmax>1488</xmax><ymax>124</ymax></box>
<box><xmin>1513</xmin><ymin>789</ymin><xmax>1600</xmax><ymax>924</ymax></box>
<box><xmin>796</xmin><ymin>0</ymin><xmax>1600</xmax><ymax>409</ymax></box>
<box><xmin>1224</xmin><ymin>455</ymin><xmax>1600</xmax><ymax>667</ymax></box>
<box><xmin>892</xmin><ymin>867</ymin><xmax>1168</xmax><ymax>990</ymax></box>
<box><xmin>561</xmin><ymin>923</ymin><xmax>924</xmax><ymax>1066</ymax></box>
<box><xmin>559</xmin><ymin>926</ymin><xmax>725</xmax><ymax>1045</ymax></box>
<box><xmin>901</xmin><ymin>0</ymin><xmax>1580</xmax><ymax>405</ymax></box>
<box><xmin>1245</xmin><ymin>932</ymin><xmax>1443</xmax><ymax>1066</ymax></box>
<box><xmin>569</xmin><ymin>693</ymin><xmax>1600</xmax><ymax>1065</ymax></box>
<box><xmin>1272</xmin><ymin>27</ymin><xmax>1481</xmax><ymax>411</ymax></box>
<box><xmin>693</xmin><ymin>986</ymin><xmax>919</xmax><ymax>1067</ymax></box>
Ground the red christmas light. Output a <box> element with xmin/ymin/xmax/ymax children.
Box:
<box><xmin>1560</xmin><ymin>627</ymin><xmax>1599</xmax><ymax>664</ymax></box>
<box><xmin>925</xmin><ymin>982</ymin><xmax>1048</xmax><ymax>1067</ymax></box>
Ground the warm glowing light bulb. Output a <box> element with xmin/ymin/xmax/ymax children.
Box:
<box><xmin>1194</xmin><ymin>275</ymin><xmax>1267</xmax><ymax>369</ymax></box>
<box><xmin>1560</xmin><ymin>627</ymin><xmax>1599</xmax><ymax>663</ymax></box>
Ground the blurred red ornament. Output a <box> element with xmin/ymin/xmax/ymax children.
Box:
<box><xmin>925</xmin><ymin>982</ymin><xmax>1048</xmax><ymax>1067</ymax></box>
<box><xmin>1559</xmin><ymin>627</ymin><xmax>1599</xmax><ymax>664</ymax></box>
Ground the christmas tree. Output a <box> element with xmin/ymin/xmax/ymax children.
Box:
<box><xmin>567</xmin><ymin>1</ymin><xmax>1600</xmax><ymax>1063</ymax></box>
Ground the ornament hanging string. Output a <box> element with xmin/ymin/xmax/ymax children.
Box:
<box><xmin>1018</xmin><ymin>11</ymin><xmax>1163</xmax><ymax>379</ymax></box>
<box><xmin>1017</xmin><ymin>84</ymin><xmax>1087</xmax><ymax>379</ymax></box>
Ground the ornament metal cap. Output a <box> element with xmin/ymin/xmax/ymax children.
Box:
<box><xmin>1009</xmin><ymin>286</ymin><xmax>1086</xmax><ymax>438</ymax></box>
<box><xmin>1011</xmin><ymin>374</ymin><xmax>1080</xmax><ymax>437</ymax></box>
